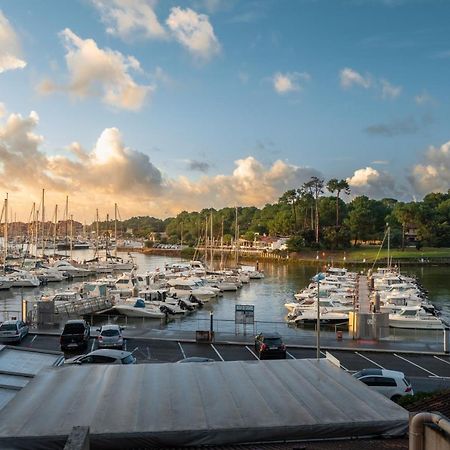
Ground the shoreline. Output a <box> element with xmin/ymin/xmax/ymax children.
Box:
<box><xmin>126</xmin><ymin>247</ymin><xmax>450</xmax><ymax>266</ymax></box>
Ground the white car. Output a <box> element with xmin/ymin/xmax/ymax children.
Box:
<box><xmin>65</xmin><ymin>349</ymin><xmax>136</xmax><ymax>365</ymax></box>
<box><xmin>0</xmin><ymin>320</ymin><xmax>29</xmax><ymax>343</ymax></box>
<box><xmin>353</xmin><ymin>368</ymin><xmax>413</xmax><ymax>402</ymax></box>
<box><xmin>96</xmin><ymin>324</ymin><xmax>125</xmax><ymax>349</ymax></box>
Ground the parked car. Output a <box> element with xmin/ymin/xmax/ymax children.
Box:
<box><xmin>60</xmin><ymin>319</ymin><xmax>90</xmax><ymax>351</ymax></box>
<box><xmin>254</xmin><ymin>332</ymin><xmax>286</xmax><ymax>359</ymax></box>
<box><xmin>65</xmin><ymin>349</ymin><xmax>136</xmax><ymax>365</ymax></box>
<box><xmin>353</xmin><ymin>368</ymin><xmax>413</xmax><ymax>402</ymax></box>
<box><xmin>97</xmin><ymin>324</ymin><xmax>124</xmax><ymax>349</ymax></box>
<box><xmin>0</xmin><ymin>319</ymin><xmax>29</xmax><ymax>343</ymax></box>
<box><xmin>177</xmin><ymin>357</ymin><xmax>216</xmax><ymax>363</ymax></box>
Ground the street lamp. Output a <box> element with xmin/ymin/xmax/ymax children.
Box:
<box><xmin>312</xmin><ymin>272</ymin><xmax>326</xmax><ymax>360</ymax></box>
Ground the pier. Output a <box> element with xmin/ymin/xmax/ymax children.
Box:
<box><xmin>357</xmin><ymin>274</ymin><xmax>371</xmax><ymax>313</ymax></box>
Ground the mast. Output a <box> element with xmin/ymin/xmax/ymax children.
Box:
<box><xmin>204</xmin><ymin>216</ymin><xmax>208</xmax><ymax>266</ymax></box>
<box><xmin>41</xmin><ymin>189</ymin><xmax>45</xmax><ymax>258</ymax></box>
<box><xmin>53</xmin><ymin>205</ymin><xmax>58</xmax><ymax>257</ymax></box>
<box><xmin>220</xmin><ymin>219</ymin><xmax>224</xmax><ymax>270</ymax></box>
<box><xmin>210</xmin><ymin>211</ymin><xmax>213</xmax><ymax>268</ymax></box>
<box><xmin>235</xmin><ymin>206</ymin><xmax>239</xmax><ymax>266</ymax></box>
<box><xmin>387</xmin><ymin>222</ymin><xmax>390</xmax><ymax>269</ymax></box>
<box><xmin>34</xmin><ymin>206</ymin><xmax>38</xmax><ymax>260</ymax></box>
<box><xmin>3</xmin><ymin>194</ymin><xmax>8</xmax><ymax>268</ymax></box>
<box><xmin>64</xmin><ymin>196</ymin><xmax>69</xmax><ymax>258</ymax></box>
<box><xmin>106</xmin><ymin>213</ymin><xmax>109</xmax><ymax>259</ymax></box>
<box><xmin>114</xmin><ymin>203</ymin><xmax>117</xmax><ymax>258</ymax></box>
<box><xmin>95</xmin><ymin>209</ymin><xmax>99</xmax><ymax>258</ymax></box>
<box><xmin>70</xmin><ymin>214</ymin><xmax>73</xmax><ymax>260</ymax></box>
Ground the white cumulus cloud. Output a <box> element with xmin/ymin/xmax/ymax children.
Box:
<box><xmin>408</xmin><ymin>141</ymin><xmax>450</xmax><ymax>196</ymax></box>
<box><xmin>38</xmin><ymin>29</ymin><xmax>153</xmax><ymax>110</ymax></box>
<box><xmin>339</xmin><ymin>68</ymin><xmax>371</xmax><ymax>89</ymax></box>
<box><xmin>0</xmin><ymin>10</ymin><xmax>26</xmax><ymax>73</ymax></box>
<box><xmin>91</xmin><ymin>0</ymin><xmax>166</xmax><ymax>40</ymax></box>
<box><xmin>346</xmin><ymin>166</ymin><xmax>399</xmax><ymax>198</ymax></box>
<box><xmin>166</xmin><ymin>7</ymin><xmax>220</xmax><ymax>60</ymax></box>
<box><xmin>273</xmin><ymin>72</ymin><xmax>310</xmax><ymax>94</ymax></box>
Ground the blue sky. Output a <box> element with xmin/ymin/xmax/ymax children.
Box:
<box><xmin>0</xmin><ymin>0</ymin><xmax>449</xmax><ymax>219</ymax></box>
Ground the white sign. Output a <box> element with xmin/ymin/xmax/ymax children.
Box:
<box><xmin>235</xmin><ymin>304</ymin><xmax>255</xmax><ymax>325</ymax></box>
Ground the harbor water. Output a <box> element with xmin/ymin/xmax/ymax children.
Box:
<box><xmin>0</xmin><ymin>251</ymin><xmax>449</xmax><ymax>341</ymax></box>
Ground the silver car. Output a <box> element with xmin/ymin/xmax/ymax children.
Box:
<box><xmin>65</xmin><ymin>349</ymin><xmax>136</xmax><ymax>365</ymax></box>
<box><xmin>0</xmin><ymin>319</ymin><xmax>29</xmax><ymax>343</ymax></box>
<box><xmin>97</xmin><ymin>324</ymin><xmax>124</xmax><ymax>349</ymax></box>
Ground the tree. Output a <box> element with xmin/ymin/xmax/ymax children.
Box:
<box><xmin>278</xmin><ymin>189</ymin><xmax>300</xmax><ymax>232</ymax></box>
<box><xmin>326</xmin><ymin>178</ymin><xmax>350</xmax><ymax>227</ymax></box>
<box><xmin>304</xmin><ymin>177</ymin><xmax>324</xmax><ymax>243</ymax></box>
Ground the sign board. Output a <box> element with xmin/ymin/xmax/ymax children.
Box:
<box><xmin>235</xmin><ymin>304</ymin><xmax>255</xmax><ymax>325</ymax></box>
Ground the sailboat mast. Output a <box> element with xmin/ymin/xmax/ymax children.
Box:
<box><xmin>210</xmin><ymin>212</ymin><xmax>213</xmax><ymax>268</ymax></box>
<box><xmin>65</xmin><ymin>196</ymin><xmax>69</xmax><ymax>258</ymax></box>
<box><xmin>53</xmin><ymin>204</ymin><xmax>58</xmax><ymax>257</ymax></box>
<box><xmin>204</xmin><ymin>216</ymin><xmax>208</xmax><ymax>266</ymax></box>
<box><xmin>105</xmin><ymin>213</ymin><xmax>109</xmax><ymax>259</ymax></box>
<box><xmin>114</xmin><ymin>203</ymin><xmax>117</xmax><ymax>258</ymax></box>
<box><xmin>235</xmin><ymin>206</ymin><xmax>238</xmax><ymax>266</ymax></box>
<box><xmin>95</xmin><ymin>209</ymin><xmax>99</xmax><ymax>257</ymax></box>
<box><xmin>41</xmin><ymin>189</ymin><xmax>45</xmax><ymax>258</ymax></box>
<box><xmin>3</xmin><ymin>194</ymin><xmax>8</xmax><ymax>267</ymax></box>
<box><xmin>70</xmin><ymin>214</ymin><xmax>73</xmax><ymax>260</ymax></box>
<box><xmin>220</xmin><ymin>219</ymin><xmax>224</xmax><ymax>270</ymax></box>
<box><xmin>387</xmin><ymin>222</ymin><xmax>390</xmax><ymax>269</ymax></box>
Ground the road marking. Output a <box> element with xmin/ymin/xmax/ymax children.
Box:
<box><xmin>210</xmin><ymin>344</ymin><xmax>224</xmax><ymax>361</ymax></box>
<box><xmin>146</xmin><ymin>346</ymin><xmax>151</xmax><ymax>360</ymax></box>
<box><xmin>178</xmin><ymin>342</ymin><xmax>186</xmax><ymax>359</ymax></box>
<box><xmin>245</xmin><ymin>346</ymin><xmax>259</xmax><ymax>360</ymax></box>
<box><xmin>29</xmin><ymin>335</ymin><xmax>37</xmax><ymax>347</ymax></box>
<box><xmin>90</xmin><ymin>339</ymin><xmax>95</xmax><ymax>352</ymax></box>
<box><xmin>123</xmin><ymin>340</ymin><xmax>127</xmax><ymax>351</ymax></box>
<box><xmin>394</xmin><ymin>354</ymin><xmax>439</xmax><ymax>377</ymax></box>
<box><xmin>286</xmin><ymin>351</ymin><xmax>296</xmax><ymax>359</ymax></box>
<box><xmin>325</xmin><ymin>351</ymin><xmax>349</xmax><ymax>372</ymax></box>
<box><xmin>434</xmin><ymin>355</ymin><xmax>450</xmax><ymax>367</ymax></box>
<box><xmin>355</xmin><ymin>352</ymin><xmax>385</xmax><ymax>369</ymax></box>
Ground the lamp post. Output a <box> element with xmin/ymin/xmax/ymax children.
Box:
<box><xmin>312</xmin><ymin>272</ymin><xmax>326</xmax><ymax>360</ymax></box>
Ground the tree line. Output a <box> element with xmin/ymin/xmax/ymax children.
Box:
<box><xmin>117</xmin><ymin>179</ymin><xmax>450</xmax><ymax>251</ymax></box>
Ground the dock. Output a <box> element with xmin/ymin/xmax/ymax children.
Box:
<box><xmin>54</xmin><ymin>297</ymin><xmax>114</xmax><ymax>318</ymax></box>
<box><xmin>357</xmin><ymin>275</ymin><xmax>371</xmax><ymax>313</ymax></box>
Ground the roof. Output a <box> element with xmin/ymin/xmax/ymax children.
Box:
<box><xmin>0</xmin><ymin>345</ymin><xmax>64</xmax><ymax>412</ymax></box>
<box><xmin>0</xmin><ymin>359</ymin><xmax>408</xmax><ymax>449</ymax></box>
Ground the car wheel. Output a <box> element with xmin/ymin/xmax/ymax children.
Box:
<box><xmin>391</xmin><ymin>395</ymin><xmax>402</xmax><ymax>403</ymax></box>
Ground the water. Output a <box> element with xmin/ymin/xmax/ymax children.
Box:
<box><xmin>1</xmin><ymin>252</ymin><xmax>449</xmax><ymax>339</ymax></box>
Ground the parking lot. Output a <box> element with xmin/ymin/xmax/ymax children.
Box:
<box><xmin>15</xmin><ymin>333</ymin><xmax>450</xmax><ymax>387</ymax></box>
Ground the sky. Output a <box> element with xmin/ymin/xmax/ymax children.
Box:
<box><xmin>0</xmin><ymin>0</ymin><xmax>449</xmax><ymax>221</ymax></box>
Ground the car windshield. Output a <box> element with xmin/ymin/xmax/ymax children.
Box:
<box><xmin>102</xmin><ymin>329</ymin><xmax>119</xmax><ymax>337</ymax></box>
<box><xmin>121</xmin><ymin>354</ymin><xmax>135</xmax><ymax>364</ymax></box>
<box><xmin>63</xmin><ymin>323</ymin><xmax>85</xmax><ymax>333</ymax></box>
<box><xmin>0</xmin><ymin>324</ymin><xmax>17</xmax><ymax>331</ymax></box>
<box><xmin>264</xmin><ymin>337</ymin><xmax>282</xmax><ymax>345</ymax></box>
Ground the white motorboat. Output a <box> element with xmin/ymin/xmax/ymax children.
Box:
<box><xmin>32</xmin><ymin>267</ymin><xmax>66</xmax><ymax>282</ymax></box>
<box><xmin>167</xmin><ymin>279</ymin><xmax>217</xmax><ymax>301</ymax></box>
<box><xmin>112</xmin><ymin>298</ymin><xmax>166</xmax><ymax>319</ymax></box>
<box><xmin>52</xmin><ymin>260</ymin><xmax>92</xmax><ymax>278</ymax></box>
<box><xmin>389</xmin><ymin>306</ymin><xmax>444</xmax><ymax>330</ymax></box>
<box><xmin>290</xmin><ymin>308</ymin><xmax>349</xmax><ymax>325</ymax></box>
<box><xmin>0</xmin><ymin>276</ymin><xmax>13</xmax><ymax>290</ymax></box>
<box><xmin>8</xmin><ymin>270</ymin><xmax>40</xmax><ymax>287</ymax></box>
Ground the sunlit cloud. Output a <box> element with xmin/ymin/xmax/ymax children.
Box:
<box><xmin>38</xmin><ymin>29</ymin><xmax>153</xmax><ymax>111</ymax></box>
<box><xmin>346</xmin><ymin>166</ymin><xmax>400</xmax><ymax>198</ymax></box>
<box><xmin>166</xmin><ymin>7</ymin><xmax>220</xmax><ymax>60</ymax></box>
<box><xmin>0</xmin><ymin>10</ymin><xmax>26</xmax><ymax>73</ymax></box>
<box><xmin>91</xmin><ymin>0</ymin><xmax>166</xmax><ymax>40</ymax></box>
<box><xmin>339</xmin><ymin>67</ymin><xmax>371</xmax><ymax>89</ymax></box>
<box><xmin>273</xmin><ymin>71</ymin><xmax>310</xmax><ymax>95</ymax></box>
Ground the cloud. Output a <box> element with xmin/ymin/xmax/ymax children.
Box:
<box><xmin>0</xmin><ymin>108</ymin><xmax>325</xmax><ymax>219</ymax></box>
<box><xmin>194</xmin><ymin>0</ymin><xmax>235</xmax><ymax>14</ymax></box>
<box><xmin>0</xmin><ymin>102</ymin><xmax>6</xmax><ymax>118</ymax></box>
<box><xmin>0</xmin><ymin>10</ymin><xmax>27</xmax><ymax>73</ymax></box>
<box><xmin>91</xmin><ymin>0</ymin><xmax>166</xmax><ymax>40</ymax></box>
<box><xmin>339</xmin><ymin>68</ymin><xmax>371</xmax><ymax>89</ymax></box>
<box><xmin>431</xmin><ymin>50</ymin><xmax>450</xmax><ymax>59</ymax></box>
<box><xmin>380</xmin><ymin>79</ymin><xmax>401</xmax><ymax>99</ymax></box>
<box><xmin>365</xmin><ymin>117</ymin><xmax>418</xmax><ymax>137</ymax></box>
<box><xmin>273</xmin><ymin>72</ymin><xmax>310</xmax><ymax>95</ymax></box>
<box><xmin>38</xmin><ymin>29</ymin><xmax>153</xmax><ymax>110</ymax></box>
<box><xmin>415</xmin><ymin>91</ymin><xmax>435</xmax><ymax>105</ymax></box>
<box><xmin>346</xmin><ymin>166</ymin><xmax>399</xmax><ymax>198</ymax></box>
<box><xmin>371</xmin><ymin>160</ymin><xmax>389</xmax><ymax>165</ymax></box>
<box><xmin>187</xmin><ymin>159</ymin><xmax>210</xmax><ymax>173</ymax></box>
<box><xmin>166</xmin><ymin>7</ymin><xmax>220</xmax><ymax>60</ymax></box>
<box><xmin>408</xmin><ymin>140</ymin><xmax>450</xmax><ymax>196</ymax></box>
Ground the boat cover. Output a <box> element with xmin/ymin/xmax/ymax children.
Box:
<box><xmin>0</xmin><ymin>359</ymin><xmax>408</xmax><ymax>449</ymax></box>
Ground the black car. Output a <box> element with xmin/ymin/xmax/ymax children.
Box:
<box><xmin>254</xmin><ymin>332</ymin><xmax>286</xmax><ymax>360</ymax></box>
<box><xmin>60</xmin><ymin>319</ymin><xmax>90</xmax><ymax>351</ymax></box>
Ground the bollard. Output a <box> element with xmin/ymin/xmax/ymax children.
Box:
<box><xmin>444</xmin><ymin>328</ymin><xmax>449</xmax><ymax>354</ymax></box>
<box><xmin>336</xmin><ymin>330</ymin><xmax>343</xmax><ymax>341</ymax></box>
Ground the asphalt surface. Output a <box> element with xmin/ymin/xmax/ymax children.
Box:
<box><xmin>13</xmin><ymin>333</ymin><xmax>450</xmax><ymax>393</ymax></box>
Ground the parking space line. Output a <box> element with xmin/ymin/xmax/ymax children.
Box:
<box><xmin>434</xmin><ymin>356</ymin><xmax>450</xmax><ymax>366</ymax></box>
<box><xmin>245</xmin><ymin>346</ymin><xmax>259</xmax><ymax>360</ymax></box>
<box><xmin>286</xmin><ymin>351</ymin><xmax>296</xmax><ymax>359</ymax></box>
<box><xmin>90</xmin><ymin>339</ymin><xmax>95</xmax><ymax>352</ymax></box>
<box><xmin>355</xmin><ymin>352</ymin><xmax>385</xmax><ymax>369</ymax></box>
<box><xmin>178</xmin><ymin>342</ymin><xmax>186</xmax><ymax>359</ymax></box>
<box><xmin>210</xmin><ymin>344</ymin><xmax>224</xmax><ymax>361</ymax></box>
<box><xmin>394</xmin><ymin>354</ymin><xmax>439</xmax><ymax>377</ymax></box>
<box><xmin>29</xmin><ymin>335</ymin><xmax>37</xmax><ymax>347</ymax></box>
<box><xmin>325</xmin><ymin>351</ymin><xmax>349</xmax><ymax>372</ymax></box>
